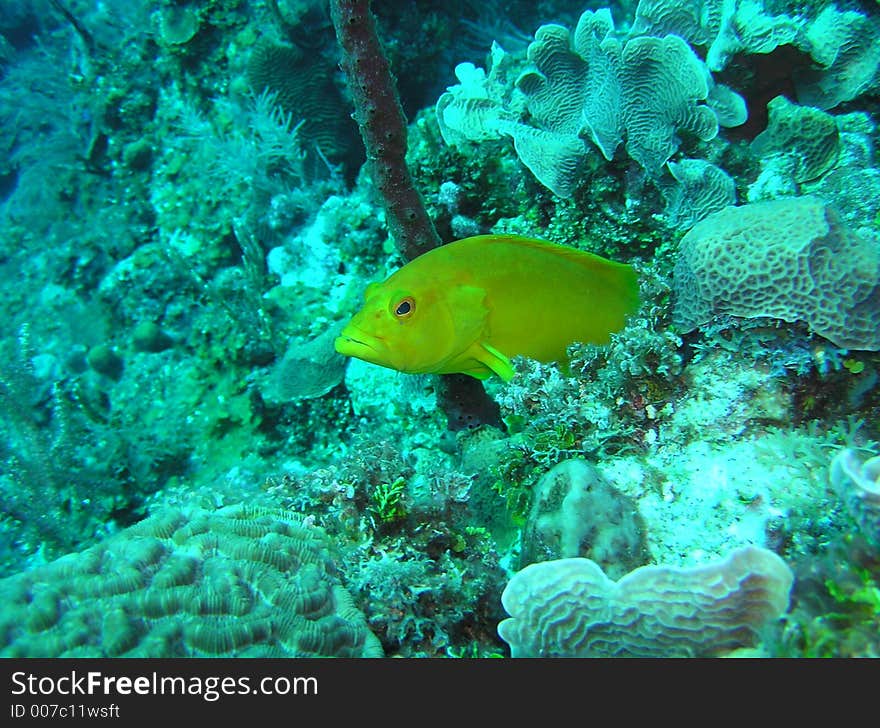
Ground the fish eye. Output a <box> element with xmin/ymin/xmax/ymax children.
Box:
<box><xmin>393</xmin><ymin>296</ymin><xmax>415</xmax><ymax>318</ymax></box>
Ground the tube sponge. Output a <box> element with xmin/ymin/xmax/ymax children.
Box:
<box><xmin>498</xmin><ymin>545</ymin><xmax>793</xmax><ymax>657</ymax></box>
<box><xmin>329</xmin><ymin>0</ymin><xmax>440</xmax><ymax>261</ymax></box>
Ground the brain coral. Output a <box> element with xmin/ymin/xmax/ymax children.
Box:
<box><xmin>498</xmin><ymin>546</ymin><xmax>793</xmax><ymax>657</ymax></box>
<box><xmin>0</xmin><ymin>504</ymin><xmax>382</xmax><ymax>657</ymax></box>
<box><xmin>672</xmin><ymin>196</ymin><xmax>880</xmax><ymax>350</ymax></box>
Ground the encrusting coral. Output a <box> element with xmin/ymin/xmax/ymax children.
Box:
<box><xmin>520</xmin><ymin>458</ymin><xmax>650</xmax><ymax>579</ymax></box>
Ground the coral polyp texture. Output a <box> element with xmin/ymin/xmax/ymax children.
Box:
<box><xmin>750</xmin><ymin>96</ymin><xmax>840</xmax><ymax>183</ymax></box>
<box><xmin>0</xmin><ymin>505</ymin><xmax>382</xmax><ymax>657</ymax></box>
<box><xmin>2</xmin><ymin>0</ymin><xmax>880</xmax><ymax>663</ymax></box>
<box><xmin>831</xmin><ymin>449</ymin><xmax>880</xmax><ymax>547</ymax></box>
<box><xmin>497</xmin><ymin>546</ymin><xmax>793</xmax><ymax>657</ymax></box>
<box><xmin>631</xmin><ymin>0</ymin><xmax>805</xmax><ymax>73</ymax></box>
<box><xmin>672</xmin><ymin>196</ymin><xmax>880</xmax><ymax>350</ymax></box>
<box><xmin>436</xmin><ymin>8</ymin><xmax>738</xmax><ymax>199</ymax></box>
<box><xmin>794</xmin><ymin>5</ymin><xmax>880</xmax><ymax>110</ymax></box>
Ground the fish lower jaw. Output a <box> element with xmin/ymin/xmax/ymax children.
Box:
<box><xmin>335</xmin><ymin>334</ymin><xmax>368</xmax><ymax>352</ymax></box>
<box><xmin>334</xmin><ymin>334</ymin><xmax>388</xmax><ymax>364</ymax></box>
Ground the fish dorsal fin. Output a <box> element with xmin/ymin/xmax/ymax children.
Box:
<box><xmin>466</xmin><ymin>235</ymin><xmax>638</xmax><ymax>293</ymax></box>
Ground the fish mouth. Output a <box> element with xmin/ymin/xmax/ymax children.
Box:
<box><xmin>334</xmin><ymin>331</ymin><xmax>386</xmax><ymax>364</ymax></box>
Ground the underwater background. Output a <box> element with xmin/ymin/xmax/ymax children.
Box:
<box><xmin>0</xmin><ymin>0</ymin><xmax>878</xmax><ymax>658</ymax></box>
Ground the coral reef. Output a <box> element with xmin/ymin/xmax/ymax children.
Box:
<box><xmin>831</xmin><ymin>449</ymin><xmax>880</xmax><ymax>548</ymax></box>
<box><xmin>246</xmin><ymin>41</ymin><xmax>361</xmax><ymax>172</ymax></box>
<box><xmin>794</xmin><ymin>5</ymin><xmax>880</xmax><ymax>110</ymax></box>
<box><xmin>662</xmin><ymin>158</ymin><xmax>736</xmax><ymax>229</ymax></box>
<box><xmin>0</xmin><ymin>504</ymin><xmax>382</xmax><ymax>657</ymax></box>
<box><xmin>498</xmin><ymin>546</ymin><xmax>794</xmax><ymax>657</ymax></box>
<box><xmin>631</xmin><ymin>0</ymin><xmax>805</xmax><ymax>73</ymax></box>
<box><xmin>750</xmin><ymin>96</ymin><xmax>840</xmax><ymax>183</ymax></box>
<box><xmin>1</xmin><ymin>0</ymin><xmax>879</xmax><ymax>662</ymax></box>
<box><xmin>266</xmin><ymin>431</ymin><xmax>510</xmax><ymax>657</ymax></box>
<box><xmin>436</xmin><ymin>8</ymin><xmax>737</xmax><ymax>203</ymax></box>
<box><xmin>673</xmin><ymin>197</ymin><xmax>880</xmax><ymax>350</ymax></box>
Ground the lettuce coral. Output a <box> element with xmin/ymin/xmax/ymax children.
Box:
<box><xmin>436</xmin><ymin>8</ymin><xmax>741</xmax><ymax>197</ymax></box>
<box><xmin>498</xmin><ymin>546</ymin><xmax>793</xmax><ymax>657</ymax></box>
<box><xmin>795</xmin><ymin>5</ymin><xmax>880</xmax><ymax>110</ymax></box>
<box><xmin>632</xmin><ymin>0</ymin><xmax>880</xmax><ymax>108</ymax></box>
<box><xmin>632</xmin><ymin>0</ymin><xmax>804</xmax><ymax>73</ymax></box>
<box><xmin>662</xmin><ymin>158</ymin><xmax>735</xmax><ymax>229</ymax></box>
<box><xmin>831</xmin><ymin>449</ymin><xmax>880</xmax><ymax>547</ymax></box>
<box><xmin>750</xmin><ymin>96</ymin><xmax>840</xmax><ymax>183</ymax></box>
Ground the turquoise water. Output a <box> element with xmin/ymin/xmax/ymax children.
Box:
<box><xmin>0</xmin><ymin>0</ymin><xmax>878</xmax><ymax>658</ymax></box>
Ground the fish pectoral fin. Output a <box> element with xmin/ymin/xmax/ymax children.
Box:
<box><xmin>475</xmin><ymin>342</ymin><xmax>516</xmax><ymax>382</ymax></box>
<box><xmin>459</xmin><ymin>366</ymin><xmax>493</xmax><ymax>380</ymax></box>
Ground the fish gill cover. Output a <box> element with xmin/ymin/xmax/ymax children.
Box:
<box><xmin>0</xmin><ymin>0</ymin><xmax>878</xmax><ymax>659</ymax></box>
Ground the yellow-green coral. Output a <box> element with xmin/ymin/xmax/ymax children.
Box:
<box><xmin>369</xmin><ymin>477</ymin><xmax>408</xmax><ymax>524</ymax></box>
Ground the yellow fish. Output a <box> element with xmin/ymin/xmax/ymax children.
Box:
<box><xmin>334</xmin><ymin>234</ymin><xmax>639</xmax><ymax>381</ymax></box>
